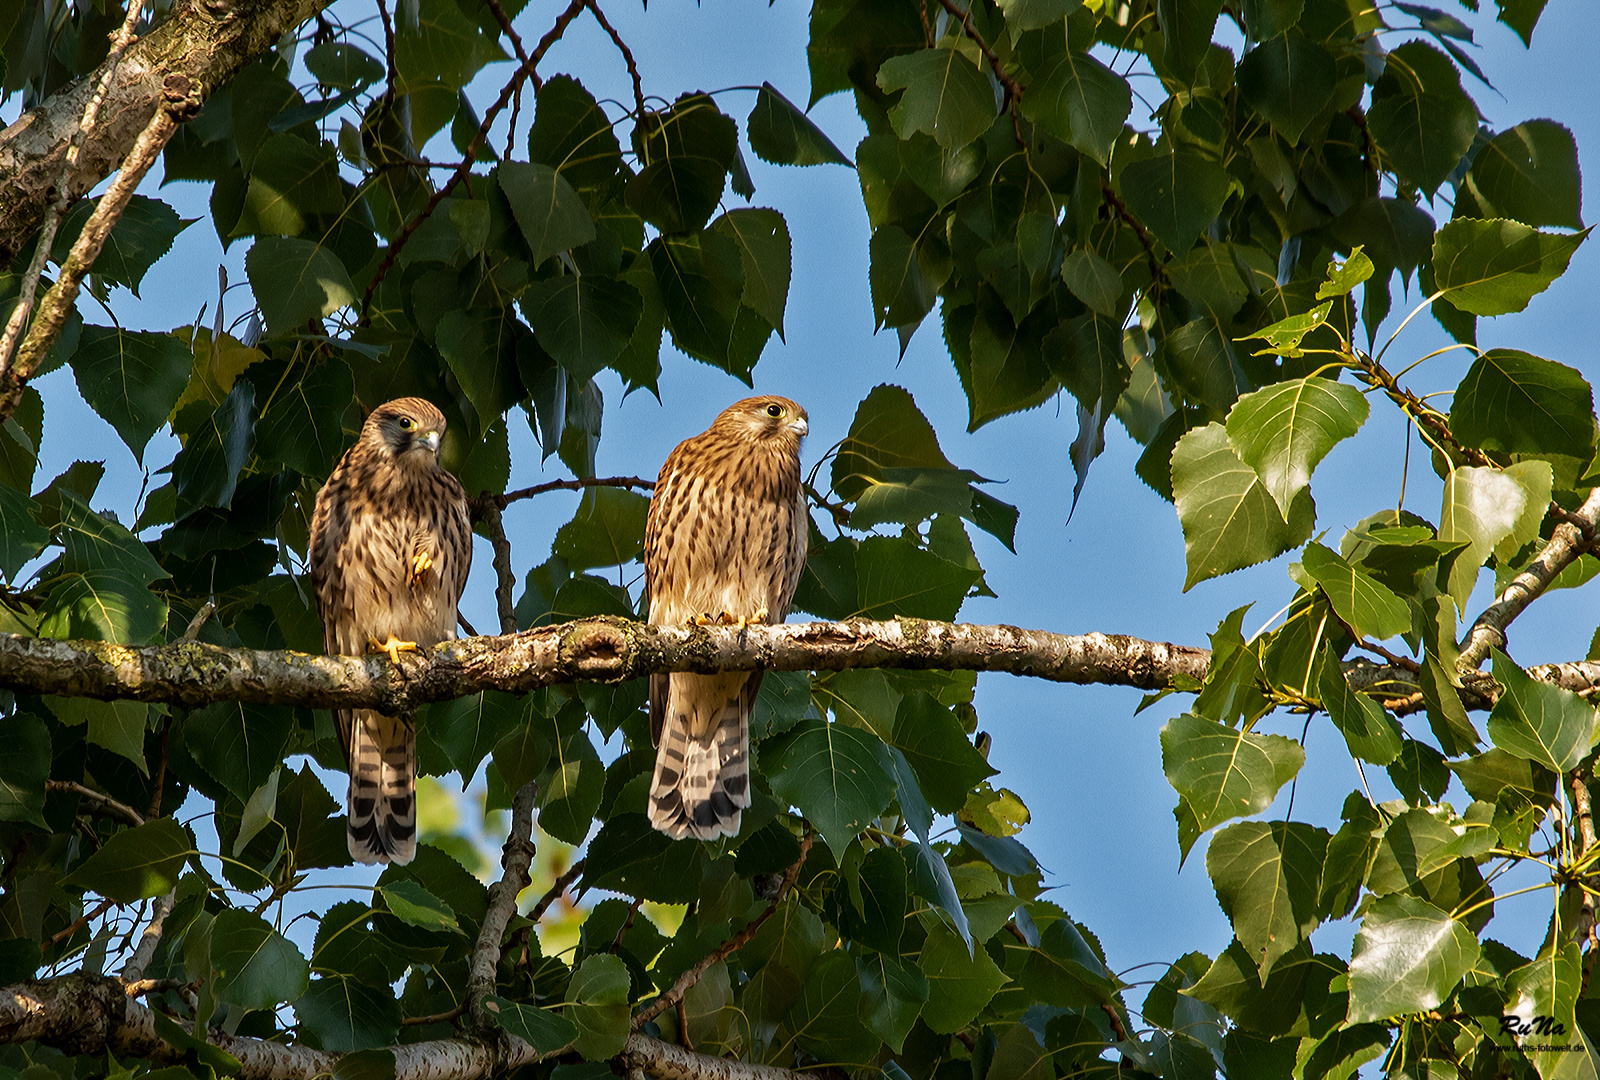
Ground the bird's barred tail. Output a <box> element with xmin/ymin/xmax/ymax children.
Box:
<box><xmin>346</xmin><ymin>709</ymin><xmax>417</xmax><ymax>864</ymax></box>
<box><xmin>648</xmin><ymin>683</ymin><xmax>750</xmax><ymax>841</ymax></box>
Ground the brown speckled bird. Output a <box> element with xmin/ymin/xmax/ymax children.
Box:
<box><xmin>309</xmin><ymin>398</ymin><xmax>471</xmax><ymax>865</ymax></box>
<box><xmin>644</xmin><ymin>396</ymin><xmax>809</xmax><ymax>840</ymax></box>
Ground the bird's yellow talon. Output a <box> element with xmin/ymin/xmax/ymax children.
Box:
<box><xmin>410</xmin><ymin>549</ymin><xmax>434</xmax><ymax>585</ymax></box>
<box><xmin>692</xmin><ymin>613</ymin><xmax>714</xmax><ymax>626</ymax></box>
<box><xmin>369</xmin><ymin>635</ymin><xmax>419</xmax><ymax>666</ymax></box>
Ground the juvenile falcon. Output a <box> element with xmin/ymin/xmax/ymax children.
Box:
<box><xmin>309</xmin><ymin>398</ymin><xmax>472</xmax><ymax>865</ymax></box>
<box><xmin>644</xmin><ymin>395</ymin><xmax>809</xmax><ymax>840</ymax></box>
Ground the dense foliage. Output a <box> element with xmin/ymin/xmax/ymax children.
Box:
<box><xmin>1</xmin><ymin>0</ymin><xmax>1598</xmax><ymax>1077</ymax></box>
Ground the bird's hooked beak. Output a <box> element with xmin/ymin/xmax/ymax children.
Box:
<box><xmin>417</xmin><ymin>429</ymin><xmax>442</xmax><ymax>454</ymax></box>
<box><xmin>789</xmin><ymin>416</ymin><xmax>809</xmax><ymax>438</ymax></box>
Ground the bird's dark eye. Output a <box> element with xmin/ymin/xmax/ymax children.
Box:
<box><xmin>766</xmin><ymin>403</ymin><xmax>783</xmax><ymax>418</ymax></box>
<box><xmin>398</xmin><ymin>417</ymin><xmax>416</xmax><ymax>430</ymax></box>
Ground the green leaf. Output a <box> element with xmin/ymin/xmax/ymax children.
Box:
<box><xmin>0</xmin><ymin>713</ymin><xmax>49</xmax><ymax>827</ymax></box>
<box><xmin>427</xmin><ymin>691</ymin><xmax>529</xmax><ymax>783</ymax></box>
<box><xmin>1464</xmin><ymin>119</ymin><xmax>1583</xmax><ymax>230</ymax></box>
<box><xmin>52</xmin><ymin>194</ymin><xmax>190</xmax><ymax>296</ymax></box>
<box><xmin>254</xmin><ymin>357</ymin><xmax>355</xmax><ymax>478</ymax></box>
<box><xmin>524</xmin><ymin>274</ymin><xmax>643</xmax><ymax>382</ymax></box>
<box><xmin>1225</xmin><ymin>376</ymin><xmax>1369</xmax><ymax>517</ymax></box>
<box><xmin>748</xmin><ymin>82</ymin><xmax>852</xmax><ymax>166</ymax></box>
<box><xmin>1235</xmin><ymin>31</ymin><xmax>1336</xmax><ymax>145</ymax></box>
<box><xmin>1486</xmin><ymin>648</ymin><xmax>1596</xmax><ymax>773</ymax></box>
<box><xmin>538</xmin><ymin>755</ymin><xmax>606</xmax><ymax>846</ymax></box>
<box><xmin>713</xmin><ymin>208</ymin><xmax>792</xmax><ymax>340</ymax></box>
<box><xmin>1432</xmin><ymin>217</ymin><xmax>1588</xmax><ymax>317</ymax></box>
<box><xmin>1299</xmin><ymin>543</ymin><xmax>1411</xmax><ymax>642</ymax></box>
<box><xmin>38</xmin><ymin>568</ymin><xmax>168</xmax><ymax>645</ymax></box>
<box><xmin>0</xmin><ymin>482</ymin><xmax>49</xmax><ymax>581</ymax></box>
<box><xmin>998</xmin><ymin>0</ymin><xmax>1081</xmax><ymax>31</ymax></box>
<box><xmin>436</xmin><ymin>309</ymin><xmax>523</xmax><ymax>427</ymax></box>
<box><xmin>1161</xmin><ymin>317</ymin><xmax>1248</xmax><ymax>414</ymax></box>
<box><xmin>1020</xmin><ymin>50</ymin><xmax>1131</xmax><ymax>166</ymax></box>
<box><xmin>1318</xmin><ymin>648</ymin><xmax>1404</xmax><ymax>765</ymax></box>
<box><xmin>527</xmin><ymin>75</ymin><xmax>623</xmax><ymax>188</ymax></box>
<box><xmin>1158</xmin><ymin>0</ymin><xmax>1224</xmax><ymax>81</ymax></box>
<box><xmin>919</xmin><ymin>919</ymin><xmax>1008</xmax><ymax>1032</ymax></box>
<box><xmin>1368</xmin><ymin>92</ymin><xmax>1477</xmax><ymax>195</ymax></box>
<box><xmin>246</xmin><ymin>237</ymin><xmax>357</xmax><ymax>334</ymax></box>
<box><xmin>869</xmin><ymin>225</ymin><xmax>936</xmax><ymax>332</ymax></box>
<box><xmin>551</xmin><ymin>487</ymin><xmax>649</xmax><ymax>571</ymax></box>
<box><xmin>484</xmin><ymin>997</ymin><xmax>577</xmax><ymax>1054</ymax></box>
<box><xmin>1207</xmin><ymin>821</ymin><xmax>1329</xmax><ymax>980</ymax></box>
<box><xmin>211</xmin><ymin>909</ymin><xmax>310</xmax><ymax>1010</ymax></box>
<box><xmin>58</xmin><ymin>489</ymin><xmax>165</xmax><ymax>584</ymax></box>
<box><xmin>567</xmin><ymin>953</ymin><xmax>631</xmax><ymax>1059</ymax></box>
<box><xmin>294</xmin><ymin>975</ymin><xmax>403</xmax><ymax>1051</ymax></box>
<box><xmin>877</xmin><ymin>46</ymin><xmax>998</xmax><ymax>150</ymax></box>
<box><xmin>856</xmin><ymin>536</ymin><xmax>980</xmax><ymax>620</ymax></box>
<box><xmin>1318</xmin><ymin>248</ymin><xmax>1376</xmax><ymax>300</ymax></box>
<box><xmin>379</xmin><ymin>880</ymin><xmax>460</xmax><ymax>933</ymax></box>
<box><xmin>1171</xmin><ymin>422</ymin><xmax>1315</xmax><ymax>590</ymax></box>
<box><xmin>304</xmin><ymin>41</ymin><xmax>384</xmax><ymax>90</ymax></box>
<box><xmin>242</xmin><ymin>134</ymin><xmax>342</xmax><ymax>237</ymax></box>
<box><xmin>46</xmin><ymin>695</ymin><xmax>150</xmax><ymax>771</ymax></box>
<box><xmin>1059</xmin><ymin>248</ymin><xmax>1124</xmax><ymax>317</ymax></box>
<box><xmin>786</xmin><ymin>950</ymin><xmax>881</xmax><ymax>1065</ymax></box>
<box><xmin>1449</xmin><ymin>349</ymin><xmax>1596</xmax><ymax>459</ymax></box>
<box><xmin>583</xmin><ymin>814</ymin><xmax>705</xmax><ymax>902</ymax></box>
<box><xmin>394</xmin><ymin>0</ymin><xmax>507</xmax><ymax>93</ymax></box>
<box><xmin>66</xmin><ymin>326</ymin><xmax>189</xmax><ymax>462</ymax></box>
<box><xmin>764</xmin><ymin>716</ymin><xmax>897</xmax><ymax>859</ymax></box>
<box><xmin>1119</xmin><ymin>151</ymin><xmax>1234</xmax><ymax>254</ymax></box>
<box><xmin>889</xmin><ymin>692</ymin><xmax>996</xmax><ymax>814</ymax></box>
<box><xmin>1160</xmin><ymin>713</ymin><xmax>1305</xmax><ymax>835</ymax></box>
<box><xmin>174</xmin><ymin>377</ymin><xmax>255</xmax><ymax>518</ymax></box>
<box><xmin>498</xmin><ymin>162</ymin><xmax>596</xmax><ymax>266</ymax></box>
<box><xmin>858</xmin><ymin>951</ymin><xmax>929</xmax><ymax>1052</ymax></box>
<box><xmin>64</xmin><ymin>817</ymin><xmax>190</xmax><ymax>902</ymax></box>
<box><xmin>1238</xmin><ymin>301</ymin><xmax>1333</xmax><ymax>359</ymax></box>
<box><xmin>1437</xmin><ymin>464</ymin><xmax>1528</xmax><ymax>612</ymax></box>
<box><xmin>1346</xmin><ymin>894</ymin><xmax>1479</xmax><ymax>1023</ymax></box>
<box><xmin>186</xmin><ymin>702</ymin><xmax>294</xmax><ymax>801</ymax></box>
<box><xmin>1016</xmin><ymin>915</ymin><xmax>1122</xmax><ymax>1008</ymax></box>
<box><xmin>957</xmin><ymin>294</ymin><xmax>1058</xmax><ymax>429</ymax></box>
<box><xmin>647</xmin><ymin>231</ymin><xmax>752</xmax><ymax>376</ymax></box>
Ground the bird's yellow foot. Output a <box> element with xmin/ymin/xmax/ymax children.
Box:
<box><xmin>410</xmin><ymin>549</ymin><xmax>434</xmax><ymax>586</ymax></box>
<box><xmin>692</xmin><ymin>613</ymin><xmax>715</xmax><ymax>626</ymax></box>
<box><xmin>369</xmin><ymin>635</ymin><xmax>419</xmax><ymax>666</ymax></box>
<box><xmin>719</xmin><ymin>607</ymin><xmax>768</xmax><ymax>629</ymax></box>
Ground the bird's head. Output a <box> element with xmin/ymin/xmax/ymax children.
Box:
<box><xmin>714</xmin><ymin>395</ymin><xmax>809</xmax><ymax>449</ymax></box>
<box><xmin>364</xmin><ymin>398</ymin><xmax>448</xmax><ymax>470</ymax></box>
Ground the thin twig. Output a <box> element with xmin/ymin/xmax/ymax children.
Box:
<box><xmin>468</xmin><ymin>781</ymin><xmax>539</xmax><ymax>1029</ymax></box>
<box><xmin>1100</xmin><ymin>179</ymin><xmax>1163</xmax><ymax>284</ymax></box>
<box><xmin>182</xmin><ymin>600</ymin><xmax>216</xmax><ymax>642</ymax></box>
<box><xmin>0</xmin><ymin>0</ymin><xmax>149</xmax><ymax>375</ymax></box>
<box><xmin>47</xmin><ymin>898</ymin><xmax>115</xmax><ymax>948</ymax></box>
<box><xmin>46</xmin><ymin>780</ymin><xmax>145</xmax><ymax>826</ymax></box>
<box><xmin>359</xmin><ymin>0</ymin><xmax>587</xmax><ymax>317</ymax></box>
<box><xmin>378</xmin><ymin>0</ymin><xmax>398</xmax><ymax>108</ymax></box>
<box><xmin>476</xmin><ymin>501</ymin><xmax>519</xmax><ymax>635</ymax></box>
<box><xmin>480</xmin><ymin>475</ymin><xmax>656</xmax><ymax>515</ymax></box>
<box><xmin>402</xmin><ymin>1003</ymin><xmax>467</xmax><ymax>1027</ymax></box>
<box><xmin>609</xmin><ymin>899</ymin><xmax>642</xmax><ymax>954</ymax></box>
<box><xmin>632</xmin><ymin>829</ymin><xmax>814</xmax><ymax>1030</ymax></box>
<box><xmin>580</xmin><ymin>0</ymin><xmax>646</xmax><ymax>121</ymax></box>
<box><xmin>529</xmin><ymin>860</ymin><xmax>585</xmax><ymax>922</ymax></box>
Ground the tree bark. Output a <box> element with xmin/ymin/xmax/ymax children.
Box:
<box><xmin>0</xmin><ymin>618</ymin><xmax>1210</xmax><ymax>711</ymax></box>
<box><xmin>0</xmin><ymin>0</ymin><xmax>333</xmax><ymax>265</ymax></box>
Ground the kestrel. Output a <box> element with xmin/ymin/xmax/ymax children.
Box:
<box><xmin>309</xmin><ymin>398</ymin><xmax>472</xmax><ymax>865</ymax></box>
<box><xmin>644</xmin><ymin>396</ymin><xmax>809</xmax><ymax>840</ymax></box>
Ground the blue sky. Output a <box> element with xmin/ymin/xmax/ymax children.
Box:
<box><xmin>13</xmin><ymin>0</ymin><xmax>1600</xmax><ymax>985</ymax></box>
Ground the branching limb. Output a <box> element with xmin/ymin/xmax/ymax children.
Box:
<box><xmin>932</xmin><ymin>0</ymin><xmax>1023</xmax><ymax>143</ymax></box>
<box><xmin>468</xmin><ymin>781</ymin><xmax>538</xmax><ymax>1029</ymax></box>
<box><xmin>1459</xmin><ymin>485</ymin><xmax>1600</xmax><ymax>672</ymax></box>
<box><xmin>46</xmin><ymin>780</ymin><xmax>145</xmax><ymax>826</ymax></box>
<box><xmin>580</xmin><ymin>0</ymin><xmax>647</xmax><ymax>121</ymax></box>
<box><xmin>1</xmin><ymin>73</ymin><xmax>201</xmax><ymax>424</ymax></box>
<box><xmin>530</xmin><ymin>859</ymin><xmax>585</xmax><ymax>921</ymax></box>
<box><xmin>633</xmin><ymin>830</ymin><xmax>813</xmax><ymax>1029</ymax></box>
<box><xmin>479</xmin><ymin>475</ymin><xmax>657</xmax><ymax>515</ymax></box>
<box><xmin>120</xmin><ymin>891</ymin><xmax>175</xmax><ymax>986</ymax></box>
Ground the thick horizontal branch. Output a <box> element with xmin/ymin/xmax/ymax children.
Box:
<box><xmin>0</xmin><ymin>619</ymin><xmax>1209</xmax><ymax>711</ymax></box>
<box><xmin>0</xmin><ymin>0</ymin><xmax>332</xmax><ymax>264</ymax></box>
<box><xmin>1</xmin><ymin>975</ymin><xmax>807</xmax><ymax>1080</ymax></box>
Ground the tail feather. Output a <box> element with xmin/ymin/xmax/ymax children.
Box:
<box><xmin>346</xmin><ymin>708</ymin><xmax>417</xmax><ymax>865</ymax></box>
<box><xmin>649</xmin><ymin>674</ymin><xmax>750</xmax><ymax>841</ymax></box>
